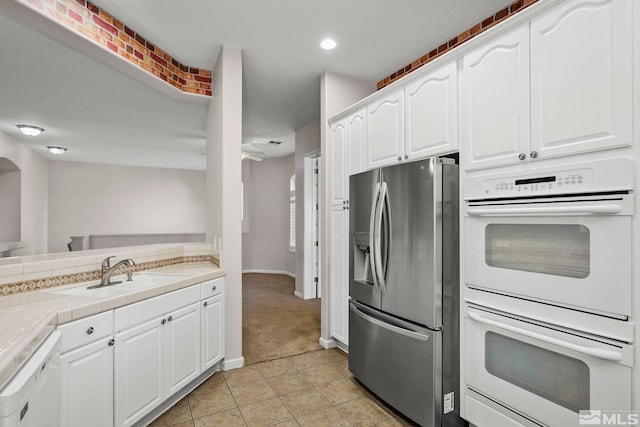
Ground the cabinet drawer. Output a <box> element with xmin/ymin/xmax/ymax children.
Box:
<box><xmin>58</xmin><ymin>310</ymin><xmax>114</xmax><ymax>353</ymax></box>
<box><xmin>200</xmin><ymin>277</ymin><xmax>224</xmax><ymax>300</ymax></box>
<box><xmin>115</xmin><ymin>286</ymin><xmax>200</xmax><ymax>332</ymax></box>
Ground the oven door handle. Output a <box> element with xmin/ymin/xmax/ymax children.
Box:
<box><xmin>468</xmin><ymin>311</ymin><xmax>623</xmax><ymax>362</ymax></box>
<box><xmin>466</xmin><ymin>204</ymin><xmax>623</xmax><ymax>216</ymax></box>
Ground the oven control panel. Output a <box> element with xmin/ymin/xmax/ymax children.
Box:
<box><xmin>481</xmin><ymin>168</ymin><xmax>593</xmax><ymax>196</ymax></box>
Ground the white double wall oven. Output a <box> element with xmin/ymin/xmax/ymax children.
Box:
<box><xmin>462</xmin><ymin>157</ymin><xmax>635</xmax><ymax>426</ymax></box>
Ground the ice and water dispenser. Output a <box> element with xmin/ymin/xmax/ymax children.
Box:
<box><xmin>353</xmin><ymin>231</ymin><xmax>374</xmax><ymax>285</ymax></box>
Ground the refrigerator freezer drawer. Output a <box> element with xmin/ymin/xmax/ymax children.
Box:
<box><xmin>349</xmin><ymin>302</ymin><xmax>441</xmax><ymax>426</ymax></box>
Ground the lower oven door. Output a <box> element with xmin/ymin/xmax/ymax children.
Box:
<box><xmin>464</xmin><ymin>305</ymin><xmax>633</xmax><ymax>427</ymax></box>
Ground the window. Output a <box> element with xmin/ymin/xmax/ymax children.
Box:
<box><xmin>289</xmin><ymin>175</ymin><xmax>295</xmax><ymax>251</ymax></box>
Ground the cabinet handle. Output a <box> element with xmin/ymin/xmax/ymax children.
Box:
<box><xmin>204</xmin><ymin>301</ymin><xmax>208</xmax><ymax>307</ymax></box>
<box><xmin>212</xmin><ymin>285</ymin><xmax>217</xmax><ymax>292</ymax></box>
<box><xmin>518</xmin><ymin>153</ymin><xmax>527</xmax><ymax>161</ymax></box>
<box><xmin>530</xmin><ymin>151</ymin><xmax>539</xmax><ymax>159</ymax></box>
<box><xmin>397</xmin><ymin>156</ymin><xmax>402</xmax><ymax>161</ymax></box>
<box><xmin>168</xmin><ymin>316</ymin><xmax>173</xmax><ymax>322</ymax></box>
<box><xmin>108</xmin><ymin>339</ymin><xmax>114</xmax><ymax>347</ymax></box>
<box><xmin>86</xmin><ymin>327</ymin><xmax>94</xmax><ymax>335</ymax></box>
<box><xmin>404</xmin><ymin>155</ymin><xmax>408</xmax><ymax>160</ymax></box>
<box><xmin>161</xmin><ymin>318</ymin><xmax>167</xmax><ymax>325</ymax></box>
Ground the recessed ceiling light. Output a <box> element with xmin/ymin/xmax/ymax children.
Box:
<box><xmin>17</xmin><ymin>124</ymin><xmax>45</xmax><ymax>136</ymax></box>
<box><xmin>320</xmin><ymin>39</ymin><xmax>337</xmax><ymax>50</ymax></box>
<box><xmin>47</xmin><ymin>146</ymin><xmax>67</xmax><ymax>155</ymax></box>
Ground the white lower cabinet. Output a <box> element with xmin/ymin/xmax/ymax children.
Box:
<box><xmin>60</xmin><ymin>336</ymin><xmax>114</xmax><ymax>427</ymax></box>
<box><xmin>330</xmin><ymin>204</ymin><xmax>349</xmax><ymax>345</ymax></box>
<box><xmin>201</xmin><ymin>294</ymin><xmax>224</xmax><ymax>370</ymax></box>
<box><xmin>114</xmin><ymin>286</ymin><xmax>202</xmax><ymax>427</ymax></box>
<box><xmin>58</xmin><ymin>311</ymin><xmax>114</xmax><ymax>427</ymax></box>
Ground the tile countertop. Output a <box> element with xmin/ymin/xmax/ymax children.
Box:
<box><xmin>0</xmin><ymin>262</ymin><xmax>225</xmax><ymax>391</ymax></box>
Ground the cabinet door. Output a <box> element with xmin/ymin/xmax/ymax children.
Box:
<box><xmin>330</xmin><ymin>121</ymin><xmax>348</xmax><ymax>204</ymax></box>
<box><xmin>405</xmin><ymin>61</ymin><xmax>458</xmax><ymax>160</ymax></box>
<box><xmin>60</xmin><ymin>337</ymin><xmax>113</xmax><ymax>427</ymax></box>
<box><xmin>330</xmin><ymin>204</ymin><xmax>349</xmax><ymax>345</ymax></box>
<box><xmin>115</xmin><ymin>316</ymin><xmax>164</xmax><ymax>427</ymax></box>
<box><xmin>530</xmin><ymin>0</ymin><xmax>632</xmax><ymax>158</ymax></box>
<box><xmin>348</xmin><ymin>109</ymin><xmax>366</xmax><ymax>175</ymax></box>
<box><xmin>367</xmin><ymin>88</ymin><xmax>404</xmax><ymax>169</ymax></box>
<box><xmin>463</xmin><ymin>24</ymin><xmax>530</xmax><ymax>170</ymax></box>
<box><xmin>166</xmin><ymin>302</ymin><xmax>201</xmax><ymax>395</ymax></box>
<box><xmin>202</xmin><ymin>294</ymin><xmax>225</xmax><ymax>370</ymax></box>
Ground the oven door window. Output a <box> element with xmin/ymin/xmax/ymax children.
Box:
<box><xmin>485</xmin><ymin>224</ymin><xmax>590</xmax><ymax>278</ymax></box>
<box><xmin>485</xmin><ymin>331</ymin><xmax>590</xmax><ymax>412</ymax></box>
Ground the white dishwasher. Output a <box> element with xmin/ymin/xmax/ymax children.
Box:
<box><xmin>0</xmin><ymin>331</ymin><xmax>61</xmax><ymax>427</ymax></box>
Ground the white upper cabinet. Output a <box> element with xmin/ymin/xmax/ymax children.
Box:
<box><xmin>330</xmin><ymin>121</ymin><xmax>348</xmax><ymax>204</ymax></box>
<box><xmin>463</xmin><ymin>23</ymin><xmax>531</xmax><ymax>171</ymax></box>
<box><xmin>348</xmin><ymin>108</ymin><xmax>367</xmax><ymax>176</ymax></box>
<box><xmin>366</xmin><ymin>87</ymin><xmax>404</xmax><ymax>169</ymax></box>
<box><xmin>530</xmin><ymin>0</ymin><xmax>632</xmax><ymax>157</ymax></box>
<box><xmin>405</xmin><ymin>61</ymin><xmax>458</xmax><ymax>161</ymax></box>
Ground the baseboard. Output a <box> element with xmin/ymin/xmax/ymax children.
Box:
<box><xmin>242</xmin><ymin>269</ymin><xmax>296</xmax><ymax>278</ymax></box>
<box><xmin>221</xmin><ymin>356</ymin><xmax>244</xmax><ymax>371</ymax></box>
<box><xmin>319</xmin><ymin>337</ymin><xmax>337</xmax><ymax>349</ymax></box>
<box><xmin>294</xmin><ymin>291</ymin><xmax>304</xmax><ymax>299</ymax></box>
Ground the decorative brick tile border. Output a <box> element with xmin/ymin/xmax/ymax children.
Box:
<box><xmin>377</xmin><ymin>0</ymin><xmax>540</xmax><ymax>90</ymax></box>
<box><xmin>18</xmin><ymin>0</ymin><xmax>212</xmax><ymax>96</ymax></box>
<box><xmin>0</xmin><ymin>255</ymin><xmax>217</xmax><ymax>296</ymax></box>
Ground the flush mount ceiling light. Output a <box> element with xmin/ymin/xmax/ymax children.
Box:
<box><xmin>17</xmin><ymin>124</ymin><xmax>45</xmax><ymax>136</ymax></box>
<box><xmin>320</xmin><ymin>39</ymin><xmax>337</xmax><ymax>50</ymax></box>
<box><xmin>47</xmin><ymin>146</ymin><xmax>67</xmax><ymax>155</ymax></box>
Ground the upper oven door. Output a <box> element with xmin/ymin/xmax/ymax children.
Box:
<box><xmin>464</xmin><ymin>193</ymin><xmax>633</xmax><ymax>318</ymax></box>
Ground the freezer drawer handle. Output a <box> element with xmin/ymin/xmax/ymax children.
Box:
<box><xmin>352</xmin><ymin>305</ymin><xmax>430</xmax><ymax>342</ymax></box>
<box><xmin>466</xmin><ymin>204</ymin><xmax>623</xmax><ymax>216</ymax></box>
<box><xmin>468</xmin><ymin>311</ymin><xmax>623</xmax><ymax>361</ymax></box>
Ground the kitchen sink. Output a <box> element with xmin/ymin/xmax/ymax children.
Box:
<box><xmin>53</xmin><ymin>273</ymin><xmax>182</xmax><ymax>297</ymax></box>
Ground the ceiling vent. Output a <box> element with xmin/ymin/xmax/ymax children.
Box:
<box><xmin>269</xmin><ymin>140</ymin><xmax>283</xmax><ymax>145</ymax></box>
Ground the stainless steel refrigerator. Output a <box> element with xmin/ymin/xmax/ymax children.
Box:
<box><xmin>348</xmin><ymin>156</ymin><xmax>463</xmax><ymax>427</ymax></box>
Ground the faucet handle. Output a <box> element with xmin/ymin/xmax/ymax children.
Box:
<box><xmin>101</xmin><ymin>256</ymin><xmax>115</xmax><ymax>271</ymax></box>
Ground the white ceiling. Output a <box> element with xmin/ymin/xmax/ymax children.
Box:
<box><xmin>0</xmin><ymin>0</ymin><xmax>513</xmax><ymax>170</ymax></box>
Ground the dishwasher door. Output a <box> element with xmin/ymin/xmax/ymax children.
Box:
<box><xmin>349</xmin><ymin>301</ymin><xmax>441</xmax><ymax>426</ymax></box>
<box><xmin>0</xmin><ymin>331</ymin><xmax>61</xmax><ymax>427</ymax></box>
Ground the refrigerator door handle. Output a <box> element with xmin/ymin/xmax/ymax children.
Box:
<box><xmin>369</xmin><ymin>182</ymin><xmax>381</xmax><ymax>292</ymax></box>
<box><xmin>351</xmin><ymin>302</ymin><xmax>430</xmax><ymax>342</ymax></box>
<box><xmin>378</xmin><ymin>181</ymin><xmax>391</xmax><ymax>294</ymax></box>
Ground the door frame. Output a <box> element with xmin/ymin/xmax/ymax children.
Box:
<box><xmin>303</xmin><ymin>152</ymin><xmax>321</xmax><ymax>299</ymax></box>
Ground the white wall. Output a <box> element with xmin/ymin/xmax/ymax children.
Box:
<box><xmin>206</xmin><ymin>46</ymin><xmax>243</xmax><ymax>368</ymax></box>
<box><xmin>0</xmin><ymin>131</ymin><xmax>48</xmax><ymax>255</ymax></box>
<box><xmin>294</xmin><ymin>119</ymin><xmax>320</xmax><ymax>296</ymax></box>
<box><xmin>0</xmin><ymin>162</ymin><xmax>21</xmax><ymax>242</ymax></box>
<box><xmin>47</xmin><ymin>161</ymin><xmax>206</xmax><ymax>253</ymax></box>
<box><xmin>242</xmin><ymin>155</ymin><xmax>295</xmax><ymax>275</ymax></box>
<box><xmin>319</xmin><ymin>72</ymin><xmax>375</xmax><ymax>345</ymax></box>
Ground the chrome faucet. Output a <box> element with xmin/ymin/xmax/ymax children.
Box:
<box><xmin>100</xmin><ymin>256</ymin><xmax>135</xmax><ymax>286</ymax></box>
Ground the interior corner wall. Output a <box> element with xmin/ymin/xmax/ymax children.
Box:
<box><xmin>206</xmin><ymin>45</ymin><xmax>243</xmax><ymax>367</ymax></box>
<box><xmin>242</xmin><ymin>154</ymin><xmax>295</xmax><ymax>275</ymax></box>
<box><xmin>294</xmin><ymin>119</ymin><xmax>320</xmax><ymax>296</ymax></box>
<box><xmin>320</xmin><ymin>72</ymin><xmax>375</xmax><ymax>343</ymax></box>
<box><xmin>0</xmin><ymin>131</ymin><xmax>48</xmax><ymax>256</ymax></box>
<box><xmin>47</xmin><ymin>161</ymin><xmax>206</xmax><ymax>253</ymax></box>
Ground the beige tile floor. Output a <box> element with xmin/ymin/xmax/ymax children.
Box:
<box><xmin>149</xmin><ymin>348</ymin><xmax>418</xmax><ymax>427</ymax></box>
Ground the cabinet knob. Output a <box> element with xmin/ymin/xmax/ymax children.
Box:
<box><xmin>404</xmin><ymin>155</ymin><xmax>408</xmax><ymax>160</ymax></box>
<box><xmin>518</xmin><ymin>153</ymin><xmax>527</xmax><ymax>161</ymax></box>
<box><xmin>161</xmin><ymin>318</ymin><xmax>167</xmax><ymax>325</ymax></box>
<box><xmin>397</xmin><ymin>156</ymin><xmax>402</xmax><ymax>161</ymax></box>
<box><xmin>212</xmin><ymin>285</ymin><xmax>217</xmax><ymax>292</ymax></box>
<box><xmin>168</xmin><ymin>316</ymin><xmax>173</xmax><ymax>322</ymax></box>
<box><xmin>86</xmin><ymin>327</ymin><xmax>94</xmax><ymax>335</ymax></box>
<box><xmin>108</xmin><ymin>339</ymin><xmax>115</xmax><ymax>347</ymax></box>
<box><xmin>204</xmin><ymin>301</ymin><xmax>208</xmax><ymax>307</ymax></box>
<box><xmin>530</xmin><ymin>151</ymin><xmax>539</xmax><ymax>159</ymax></box>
